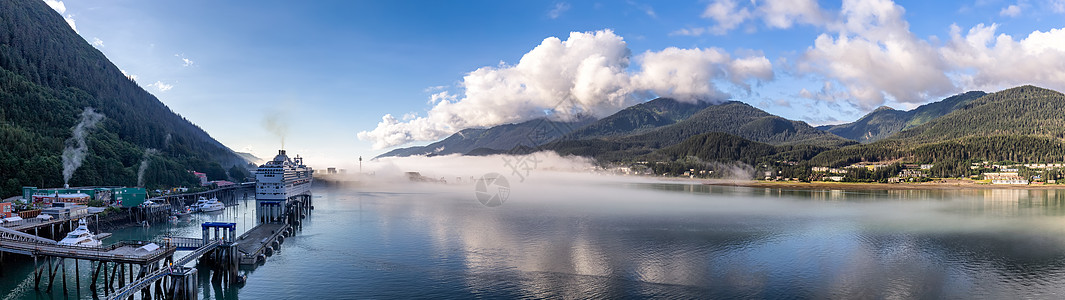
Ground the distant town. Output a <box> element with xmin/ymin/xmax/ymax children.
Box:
<box><xmin>608</xmin><ymin>161</ymin><xmax>1065</xmax><ymax>186</ymax></box>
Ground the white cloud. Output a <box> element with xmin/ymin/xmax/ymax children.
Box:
<box><xmin>149</xmin><ymin>81</ymin><xmax>173</xmax><ymax>92</ymax></box>
<box><xmin>628</xmin><ymin>1</ymin><xmax>657</xmax><ymax>18</ymax></box>
<box><xmin>91</xmin><ymin>37</ymin><xmax>104</xmax><ymax>48</ymax></box>
<box><xmin>423</xmin><ymin>85</ymin><xmax>448</xmax><ymax>92</ymax></box>
<box><xmin>699</xmin><ymin>0</ymin><xmax>752</xmax><ymax>35</ymax></box>
<box><xmin>43</xmin><ymin>0</ymin><xmax>66</xmax><ymax>14</ymax></box>
<box><xmin>175</xmin><ymin>54</ymin><xmax>194</xmax><ymax>67</ymax></box>
<box><xmin>676</xmin><ymin>0</ymin><xmax>830</xmax><ymax>36</ymax></box>
<box><xmin>358</xmin><ymin>30</ymin><xmax>773</xmax><ymax>149</ymax></box>
<box><xmin>64</xmin><ymin>14</ymin><xmax>78</xmax><ymax>33</ymax></box>
<box><xmin>548</xmin><ymin>2</ymin><xmax>571</xmax><ymax>19</ymax></box>
<box><xmin>633</xmin><ymin>47</ymin><xmax>772</xmax><ymax>99</ymax></box>
<box><xmin>758</xmin><ymin>0</ymin><xmax>829</xmax><ymax>29</ymax></box>
<box><xmin>120</xmin><ymin>69</ymin><xmax>138</xmax><ymax>81</ymax></box>
<box><xmin>1000</xmin><ymin>4</ymin><xmax>1022</xmax><ymax>17</ymax></box>
<box><xmin>797</xmin><ymin>0</ymin><xmax>954</xmax><ymax>109</ymax></box>
<box><xmin>1051</xmin><ymin>0</ymin><xmax>1065</xmax><ymax>13</ymax></box>
<box><xmin>941</xmin><ymin>23</ymin><xmax>1065</xmax><ymax>92</ymax></box>
<box><xmin>428</xmin><ymin>91</ymin><xmax>456</xmax><ymax>104</ymax></box>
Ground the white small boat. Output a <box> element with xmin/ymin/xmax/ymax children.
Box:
<box><xmin>195</xmin><ymin>197</ymin><xmax>225</xmax><ymax>212</ymax></box>
<box><xmin>58</xmin><ymin>219</ymin><xmax>102</xmax><ymax>247</ymax></box>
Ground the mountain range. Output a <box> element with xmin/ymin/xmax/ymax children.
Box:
<box><xmin>377</xmin><ymin>83</ymin><xmax>1065</xmax><ymax>181</ymax></box>
<box><xmin>817</xmin><ymin>91</ymin><xmax>987</xmax><ymax>143</ymax></box>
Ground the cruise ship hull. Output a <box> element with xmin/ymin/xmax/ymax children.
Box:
<box><xmin>254</xmin><ymin>150</ymin><xmax>314</xmax><ymax>223</ymax></box>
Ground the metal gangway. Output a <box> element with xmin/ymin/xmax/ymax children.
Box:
<box><xmin>0</xmin><ymin>229</ymin><xmax>174</xmax><ymax>264</ymax></box>
<box><xmin>0</xmin><ymin>226</ymin><xmax>58</xmax><ymax>244</ymax></box>
<box><xmin>107</xmin><ymin>222</ymin><xmax>238</xmax><ymax>300</ymax></box>
<box><xmin>106</xmin><ymin>238</ymin><xmax>223</xmax><ymax>300</ymax></box>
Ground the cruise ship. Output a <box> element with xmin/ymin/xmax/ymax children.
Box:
<box><xmin>255</xmin><ymin>150</ymin><xmax>313</xmax><ymax>202</ymax></box>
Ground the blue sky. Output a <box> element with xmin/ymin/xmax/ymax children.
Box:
<box><xmin>46</xmin><ymin>0</ymin><xmax>1065</xmax><ymax>168</ymax></box>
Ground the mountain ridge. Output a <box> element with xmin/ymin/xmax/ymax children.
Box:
<box><xmin>0</xmin><ymin>0</ymin><xmax>248</xmax><ymax>196</ymax></box>
<box><xmin>375</xmin><ymin>117</ymin><xmax>595</xmax><ymax>158</ymax></box>
<box><xmin>818</xmin><ymin>91</ymin><xmax>987</xmax><ymax>143</ymax></box>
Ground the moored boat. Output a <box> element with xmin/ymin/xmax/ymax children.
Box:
<box><xmin>57</xmin><ymin>218</ymin><xmax>102</xmax><ymax>247</ymax></box>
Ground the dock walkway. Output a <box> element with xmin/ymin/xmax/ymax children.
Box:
<box><xmin>0</xmin><ymin>227</ymin><xmax>175</xmax><ymax>264</ymax></box>
<box><xmin>106</xmin><ymin>239</ymin><xmax>223</xmax><ymax>300</ymax></box>
<box><xmin>235</xmin><ymin>223</ymin><xmax>288</xmax><ymax>265</ymax></box>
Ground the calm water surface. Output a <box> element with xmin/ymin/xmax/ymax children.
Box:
<box><xmin>6</xmin><ymin>180</ymin><xmax>1065</xmax><ymax>299</ymax></box>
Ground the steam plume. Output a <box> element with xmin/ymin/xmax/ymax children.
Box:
<box><xmin>62</xmin><ymin>107</ymin><xmax>105</xmax><ymax>185</ymax></box>
<box><xmin>137</xmin><ymin>148</ymin><xmax>160</xmax><ymax>187</ymax></box>
<box><xmin>262</xmin><ymin>111</ymin><xmax>289</xmax><ymax>150</ymax></box>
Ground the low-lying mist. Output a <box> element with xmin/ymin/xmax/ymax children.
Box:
<box><xmin>319</xmin><ymin>152</ymin><xmax>1065</xmax><ymax>240</ymax></box>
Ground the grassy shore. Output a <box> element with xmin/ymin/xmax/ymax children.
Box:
<box><xmin>704</xmin><ymin>179</ymin><xmax>1065</xmax><ymax>190</ymax></box>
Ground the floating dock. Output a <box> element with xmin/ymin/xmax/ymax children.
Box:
<box><xmin>235</xmin><ymin>223</ymin><xmax>289</xmax><ymax>265</ymax></box>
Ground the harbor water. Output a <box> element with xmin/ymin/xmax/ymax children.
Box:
<box><xmin>6</xmin><ymin>180</ymin><xmax>1065</xmax><ymax>298</ymax></box>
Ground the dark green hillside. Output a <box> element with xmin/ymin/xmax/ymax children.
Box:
<box><xmin>376</xmin><ymin>118</ymin><xmax>595</xmax><ymax>158</ymax></box>
<box><xmin>809</xmin><ymin>86</ymin><xmax>1065</xmax><ymax>170</ymax></box>
<box><xmin>645</xmin><ymin>132</ymin><xmax>777</xmax><ymax>163</ymax></box>
<box><xmin>905</xmin><ymin>91</ymin><xmax>987</xmax><ymax>128</ymax></box>
<box><xmin>540</xmin><ymin>101</ymin><xmax>853</xmax><ymax>162</ymax></box>
<box><xmin>564</xmin><ymin>98</ymin><xmax>711</xmax><ymax>140</ymax></box>
<box><xmin>0</xmin><ymin>0</ymin><xmax>247</xmax><ymax>197</ymax></box>
<box><xmin>617</xmin><ymin>101</ymin><xmax>854</xmax><ymax>148</ymax></box>
<box><xmin>817</xmin><ymin>106</ymin><xmax>911</xmax><ymax>143</ymax></box>
<box><xmin>818</xmin><ymin>91</ymin><xmax>986</xmax><ymax>143</ymax></box>
<box><xmin>808</xmin><ymin>135</ymin><xmax>1065</xmax><ymax>176</ymax></box>
<box><xmin>891</xmin><ymin>86</ymin><xmax>1065</xmax><ymax>143</ymax></box>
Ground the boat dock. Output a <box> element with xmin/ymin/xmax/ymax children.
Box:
<box><xmin>1</xmin><ymin>156</ymin><xmax>314</xmax><ymax>299</ymax></box>
<box><xmin>235</xmin><ymin>223</ymin><xmax>289</xmax><ymax>265</ymax></box>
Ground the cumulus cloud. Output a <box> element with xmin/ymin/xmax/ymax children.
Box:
<box><xmin>792</xmin><ymin>0</ymin><xmax>1065</xmax><ymax>110</ymax></box>
<box><xmin>91</xmin><ymin>37</ymin><xmax>104</xmax><ymax>48</ymax></box>
<box><xmin>633</xmin><ymin>47</ymin><xmax>772</xmax><ymax>98</ymax></box>
<box><xmin>1051</xmin><ymin>0</ymin><xmax>1065</xmax><ymax>13</ymax></box>
<box><xmin>548</xmin><ymin>2</ymin><xmax>571</xmax><ymax>19</ymax></box>
<box><xmin>64</xmin><ymin>14</ymin><xmax>78</xmax><ymax>33</ymax></box>
<box><xmin>149</xmin><ymin>81</ymin><xmax>173</xmax><ymax>92</ymax></box>
<box><xmin>697</xmin><ymin>0</ymin><xmax>752</xmax><ymax>36</ymax></box>
<box><xmin>758</xmin><ymin>0</ymin><xmax>829</xmax><ymax>29</ymax></box>
<box><xmin>941</xmin><ymin>23</ymin><xmax>1065</xmax><ymax>92</ymax></box>
<box><xmin>675</xmin><ymin>0</ymin><xmax>829</xmax><ymax>36</ymax></box>
<box><xmin>358</xmin><ymin>30</ymin><xmax>773</xmax><ymax>149</ymax></box>
<box><xmin>1000</xmin><ymin>4</ymin><xmax>1022</xmax><ymax>17</ymax></box>
<box><xmin>43</xmin><ymin>0</ymin><xmax>66</xmax><ymax>14</ymax></box>
<box><xmin>797</xmin><ymin>0</ymin><xmax>954</xmax><ymax>108</ymax></box>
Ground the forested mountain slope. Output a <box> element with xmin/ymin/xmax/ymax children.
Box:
<box><xmin>818</xmin><ymin>91</ymin><xmax>987</xmax><ymax>143</ymax></box>
<box><xmin>0</xmin><ymin>0</ymin><xmax>248</xmax><ymax>196</ymax></box>
<box><xmin>376</xmin><ymin>118</ymin><xmax>595</xmax><ymax>158</ymax></box>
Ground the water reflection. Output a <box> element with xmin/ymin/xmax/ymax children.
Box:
<box><xmin>360</xmin><ymin>182</ymin><xmax>1065</xmax><ymax>298</ymax></box>
<box><xmin>8</xmin><ymin>182</ymin><xmax>1065</xmax><ymax>299</ymax></box>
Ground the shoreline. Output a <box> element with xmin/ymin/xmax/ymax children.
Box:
<box><xmin>703</xmin><ymin>180</ymin><xmax>1065</xmax><ymax>191</ymax></box>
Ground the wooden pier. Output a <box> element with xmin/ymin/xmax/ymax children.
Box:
<box><xmin>0</xmin><ymin>183</ymin><xmax>312</xmax><ymax>300</ymax></box>
<box><xmin>0</xmin><ymin>224</ymin><xmax>179</xmax><ymax>297</ymax></box>
<box><xmin>236</xmin><ymin>223</ymin><xmax>289</xmax><ymax>265</ymax></box>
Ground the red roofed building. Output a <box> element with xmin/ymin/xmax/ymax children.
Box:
<box><xmin>209</xmin><ymin>180</ymin><xmax>236</xmax><ymax>187</ymax></box>
<box><xmin>191</xmin><ymin>171</ymin><xmax>208</xmax><ymax>186</ymax></box>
